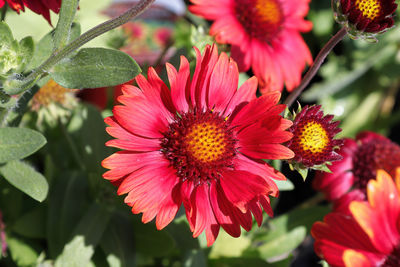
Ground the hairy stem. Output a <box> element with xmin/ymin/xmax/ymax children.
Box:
<box><xmin>284</xmin><ymin>27</ymin><xmax>347</xmax><ymax>108</ymax></box>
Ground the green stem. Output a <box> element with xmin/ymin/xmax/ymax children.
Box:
<box><xmin>284</xmin><ymin>27</ymin><xmax>347</xmax><ymax>108</ymax></box>
<box><xmin>4</xmin><ymin>0</ymin><xmax>155</xmax><ymax>95</ymax></box>
<box><xmin>53</xmin><ymin>0</ymin><xmax>79</xmax><ymax>51</ymax></box>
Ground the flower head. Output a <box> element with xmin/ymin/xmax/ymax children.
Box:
<box><xmin>286</xmin><ymin>105</ymin><xmax>343</xmax><ymax>169</ymax></box>
<box><xmin>31</xmin><ymin>79</ymin><xmax>78</xmax><ymax>126</ymax></box>
<box><xmin>312</xmin><ymin>168</ymin><xmax>400</xmax><ymax>267</ymax></box>
<box><xmin>333</xmin><ymin>0</ymin><xmax>397</xmax><ymax>40</ymax></box>
<box><xmin>189</xmin><ymin>0</ymin><xmax>312</xmax><ymax>93</ymax></box>
<box><xmin>313</xmin><ymin>131</ymin><xmax>400</xmax><ymax>212</ymax></box>
<box><xmin>0</xmin><ymin>0</ymin><xmax>61</xmax><ymax>24</ymax></box>
<box><xmin>102</xmin><ymin>44</ymin><xmax>294</xmax><ymax>246</ymax></box>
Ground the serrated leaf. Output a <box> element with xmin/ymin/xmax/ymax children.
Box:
<box><xmin>0</xmin><ymin>160</ymin><xmax>48</xmax><ymax>202</ymax></box>
<box><xmin>0</xmin><ymin>127</ymin><xmax>47</xmax><ymax>163</ymax></box>
<box><xmin>55</xmin><ymin>235</ymin><xmax>94</xmax><ymax>267</ymax></box>
<box><xmin>49</xmin><ymin>47</ymin><xmax>141</xmax><ymax>89</ymax></box>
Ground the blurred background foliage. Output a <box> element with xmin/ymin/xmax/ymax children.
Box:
<box><xmin>0</xmin><ymin>0</ymin><xmax>399</xmax><ymax>266</ymax></box>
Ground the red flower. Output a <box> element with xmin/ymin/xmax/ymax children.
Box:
<box><xmin>335</xmin><ymin>0</ymin><xmax>397</xmax><ymax>33</ymax></box>
<box><xmin>286</xmin><ymin>105</ymin><xmax>343</xmax><ymax>168</ymax></box>
<box><xmin>0</xmin><ymin>0</ymin><xmax>61</xmax><ymax>24</ymax></box>
<box><xmin>313</xmin><ymin>131</ymin><xmax>400</xmax><ymax>213</ymax></box>
<box><xmin>189</xmin><ymin>0</ymin><xmax>312</xmax><ymax>93</ymax></box>
<box><xmin>312</xmin><ymin>168</ymin><xmax>400</xmax><ymax>267</ymax></box>
<box><xmin>102</xmin><ymin>44</ymin><xmax>294</xmax><ymax>246</ymax></box>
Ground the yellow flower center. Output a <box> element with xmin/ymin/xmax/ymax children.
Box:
<box><xmin>355</xmin><ymin>0</ymin><xmax>382</xmax><ymax>20</ymax></box>
<box><xmin>32</xmin><ymin>80</ymin><xmax>73</xmax><ymax>109</ymax></box>
<box><xmin>298</xmin><ymin>121</ymin><xmax>330</xmax><ymax>154</ymax></box>
<box><xmin>255</xmin><ymin>0</ymin><xmax>283</xmax><ymax>26</ymax></box>
<box><xmin>185</xmin><ymin>122</ymin><xmax>227</xmax><ymax>163</ymax></box>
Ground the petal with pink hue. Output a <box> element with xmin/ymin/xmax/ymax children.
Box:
<box><xmin>219</xmin><ymin>170</ymin><xmax>271</xmax><ymax>213</ymax></box>
<box><xmin>208</xmin><ymin>52</ymin><xmax>239</xmax><ymax>114</ymax></box>
<box><xmin>223</xmin><ymin>76</ymin><xmax>257</xmax><ymax>117</ymax></box>
<box><xmin>166</xmin><ymin>56</ymin><xmax>190</xmax><ymax>113</ymax></box>
<box><xmin>104</xmin><ymin>117</ymin><xmax>160</xmax><ymax>152</ymax></box>
<box><xmin>102</xmin><ymin>151</ymin><xmax>165</xmax><ymax>180</ymax></box>
<box><xmin>189</xmin><ymin>184</ymin><xmax>220</xmax><ymax>246</ymax></box>
<box><xmin>235</xmin><ymin>153</ymin><xmax>286</xmax><ymax>181</ymax></box>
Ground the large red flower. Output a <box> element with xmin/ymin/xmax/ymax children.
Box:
<box><xmin>313</xmin><ymin>131</ymin><xmax>400</xmax><ymax>213</ymax></box>
<box><xmin>0</xmin><ymin>0</ymin><xmax>61</xmax><ymax>24</ymax></box>
<box><xmin>312</xmin><ymin>168</ymin><xmax>400</xmax><ymax>267</ymax></box>
<box><xmin>189</xmin><ymin>0</ymin><xmax>312</xmax><ymax>93</ymax></box>
<box><xmin>102</xmin><ymin>44</ymin><xmax>294</xmax><ymax>246</ymax></box>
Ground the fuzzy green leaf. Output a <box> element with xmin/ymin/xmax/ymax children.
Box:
<box><xmin>49</xmin><ymin>47</ymin><xmax>141</xmax><ymax>89</ymax></box>
<box><xmin>55</xmin><ymin>236</ymin><xmax>94</xmax><ymax>267</ymax></box>
<box><xmin>0</xmin><ymin>160</ymin><xmax>49</xmax><ymax>202</ymax></box>
<box><xmin>0</xmin><ymin>127</ymin><xmax>47</xmax><ymax>163</ymax></box>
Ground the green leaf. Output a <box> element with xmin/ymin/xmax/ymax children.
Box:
<box><xmin>27</xmin><ymin>23</ymin><xmax>81</xmax><ymax>70</ymax></box>
<box><xmin>55</xmin><ymin>235</ymin><xmax>94</xmax><ymax>267</ymax></box>
<box><xmin>133</xmin><ymin>220</ymin><xmax>175</xmax><ymax>257</ymax></box>
<box><xmin>0</xmin><ymin>127</ymin><xmax>47</xmax><ymax>163</ymax></box>
<box><xmin>0</xmin><ymin>160</ymin><xmax>48</xmax><ymax>202</ymax></box>
<box><xmin>100</xmin><ymin>213</ymin><xmax>136</xmax><ymax>267</ymax></box>
<box><xmin>53</xmin><ymin>0</ymin><xmax>79</xmax><ymax>51</ymax></box>
<box><xmin>166</xmin><ymin>217</ymin><xmax>199</xmax><ymax>251</ymax></box>
<box><xmin>72</xmin><ymin>203</ymin><xmax>111</xmax><ymax>247</ymax></box>
<box><xmin>184</xmin><ymin>250</ymin><xmax>207</xmax><ymax>267</ymax></box>
<box><xmin>0</xmin><ymin>22</ymin><xmax>14</xmax><ymax>45</ymax></box>
<box><xmin>257</xmin><ymin>226</ymin><xmax>306</xmax><ymax>260</ymax></box>
<box><xmin>18</xmin><ymin>36</ymin><xmax>34</xmax><ymax>71</ymax></box>
<box><xmin>7</xmin><ymin>236</ymin><xmax>39</xmax><ymax>266</ymax></box>
<box><xmin>47</xmin><ymin>171</ymin><xmax>88</xmax><ymax>258</ymax></box>
<box><xmin>210</xmin><ymin>230</ymin><xmax>251</xmax><ymax>258</ymax></box>
<box><xmin>12</xmin><ymin>206</ymin><xmax>46</xmax><ymax>238</ymax></box>
<box><xmin>49</xmin><ymin>47</ymin><xmax>141</xmax><ymax>89</ymax></box>
<box><xmin>274</xmin><ymin>179</ymin><xmax>295</xmax><ymax>191</ymax></box>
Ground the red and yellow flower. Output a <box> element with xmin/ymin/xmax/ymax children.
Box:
<box><xmin>189</xmin><ymin>0</ymin><xmax>312</xmax><ymax>93</ymax></box>
<box><xmin>0</xmin><ymin>0</ymin><xmax>61</xmax><ymax>24</ymax></box>
<box><xmin>102</xmin><ymin>44</ymin><xmax>294</xmax><ymax>246</ymax></box>
<box><xmin>333</xmin><ymin>0</ymin><xmax>397</xmax><ymax>39</ymax></box>
<box><xmin>312</xmin><ymin>168</ymin><xmax>400</xmax><ymax>267</ymax></box>
<box><xmin>286</xmin><ymin>105</ymin><xmax>343</xmax><ymax>168</ymax></box>
<box><xmin>313</xmin><ymin>131</ymin><xmax>400</xmax><ymax>213</ymax></box>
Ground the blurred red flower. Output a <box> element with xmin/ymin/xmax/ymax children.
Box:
<box><xmin>312</xmin><ymin>168</ymin><xmax>400</xmax><ymax>267</ymax></box>
<box><xmin>0</xmin><ymin>0</ymin><xmax>61</xmax><ymax>24</ymax></box>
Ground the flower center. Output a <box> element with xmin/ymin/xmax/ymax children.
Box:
<box><xmin>382</xmin><ymin>243</ymin><xmax>400</xmax><ymax>267</ymax></box>
<box><xmin>31</xmin><ymin>79</ymin><xmax>75</xmax><ymax>110</ymax></box>
<box><xmin>354</xmin><ymin>0</ymin><xmax>382</xmax><ymax>20</ymax></box>
<box><xmin>353</xmin><ymin>139</ymin><xmax>400</xmax><ymax>190</ymax></box>
<box><xmin>298</xmin><ymin>122</ymin><xmax>330</xmax><ymax>154</ymax></box>
<box><xmin>161</xmin><ymin>111</ymin><xmax>237</xmax><ymax>183</ymax></box>
<box><xmin>234</xmin><ymin>0</ymin><xmax>283</xmax><ymax>42</ymax></box>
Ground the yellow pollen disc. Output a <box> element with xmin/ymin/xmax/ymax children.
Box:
<box><xmin>298</xmin><ymin>122</ymin><xmax>329</xmax><ymax>154</ymax></box>
<box><xmin>255</xmin><ymin>0</ymin><xmax>282</xmax><ymax>25</ymax></box>
<box><xmin>185</xmin><ymin>122</ymin><xmax>227</xmax><ymax>163</ymax></box>
<box><xmin>355</xmin><ymin>0</ymin><xmax>382</xmax><ymax>20</ymax></box>
<box><xmin>32</xmin><ymin>80</ymin><xmax>75</xmax><ymax>109</ymax></box>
